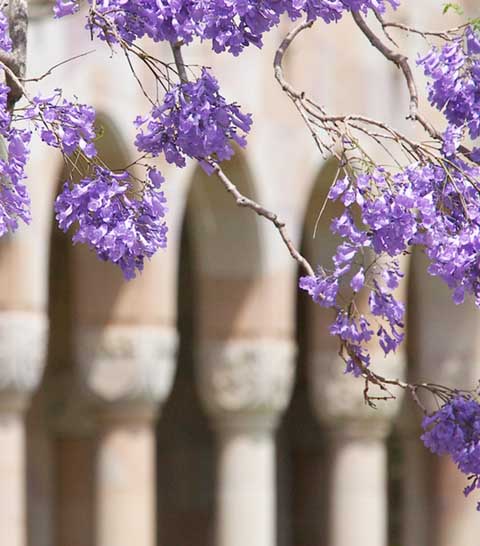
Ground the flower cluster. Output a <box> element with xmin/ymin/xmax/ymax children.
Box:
<box><xmin>26</xmin><ymin>91</ymin><xmax>97</xmax><ymax>158</ymax></box>
<box><xmin>422</xmin><ymin>395</ymin><xmax>480</xmax><ymax>508</ymax></box>
<box><xmin>55</xmin><ymin>167</ymin><xmax>168</xmax><ymax>279</ymax></box>
<box><xmin>53</xmin><ymin>0</ymin><xmax>79</xmax><ymax>18</ymax></box>
<box><xmin>135</xmin><ymin>69</ymin><xmax>252</xmax><ymax>169</ymax></box>
<box><xmin>419</xmin><ymin>26</ymin><xmax>480</xmax><ymax>146</ymax></box>
<box><xmin>0</xmin><ymin>11</ymin><xmax>12</xmax><ymax>52</ymax></box>
<box><xmin>54</xmin><ymin>0</ymin><xmax>399</xmax><ymax>54</ymax></box>
<box><xmin>299</xmin><ymin>151</ymin><xmax>480</xmax><ymax>373</ymax></box>
<box><xmin>299</xmin><ymin>168</ymin><xmax>410</xmax><ymax>373</ymax></box>
<box><xmin>21</xmin><ymin>91</ymin><xmax>169</xmax><ymax>279</ymax></box>
<box><xmin>0</xmin><ymin>81</ymin><xmax>31</xmax><ymax>237</ymax></box>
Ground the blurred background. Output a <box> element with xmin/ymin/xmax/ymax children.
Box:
<box><xmin>1</xmin><ymin>1</ymin><xmax>479</xmax><ymax>545</ymax></box>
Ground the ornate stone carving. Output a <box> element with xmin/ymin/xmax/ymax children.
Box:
<box><xmin>75</xmin><ymin>325</ymin><xmax>177</xmax><ymax>410</ymax></box>
<box><xmin>308</xmin><ymin>349</ymin><xmax>406</xmax><ymax>432</ymax></box>
<box><xmin>0</xmin><ymin>311</ymin><xmax>47</xmax><ymax>399</ymax></box>
<box><xmin>197</xmin><ymin>338</ymin><xmax>296</xmax><ymax>425</ymax></box>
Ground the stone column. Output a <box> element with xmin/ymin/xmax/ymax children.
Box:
<box><xmin>76</xmin><ymin>325</ymin><xmax>177</xmax><ymax>546</ymax></box>
<box><xmin>197</xmin><ymin>339</ymin><xmax>296</xmax><ymax>546</ymax></box>
<box><xmin>47</xmin><ymin>370</ymin><xmax>95</xmax><ymax>546</ymax></box>
<box><xmin>407</xmin><ymin>254</ymin><xmax>480</xmax><ymax>545</ymax></box>
<box><xmin>397</xmin><ymin>399</ymin><xmax>432</xmax><ymax>546</ymax></box>
<box><xmin>0</xmin><ymin>312</ymin><xmax>47</xmax><ymax>546</ymax></box>
<box><xmin>309</xmin><ymin>350</ymin><xmax>405</xmax><ymax>546</ymax></box>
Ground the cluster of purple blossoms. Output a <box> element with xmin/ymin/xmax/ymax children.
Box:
<box><xmin>0</xmin><ymin>80</ymin><xmax>31</xmax><ymax>237</ymax></box>
<box><xmin>135</xmin><ymin>69</ymin><xmax>252</xmax><ymax>169</ymax></box>
<box><xmin>299</xmin><ymin>155</ymin><xmax>480</xmax><ymax>369</ymax></box>
<box><xmin>299</xmin><ymin>168</ymin><xmax>409</xmax><ymax>373</ymax></box>
<box><xmin>419</xmin><ymin>26</ymin><xmax>480</xmax><ymax>152</ymax></box>
<box><xmin>422</xmin><ymin>396</ymin><xmax>480</xmax><ymax>508</ymax></box>
<box><xmin>0</xmin><ymin>11</ymin><xmax>12</xmax><ymax>52</ymax></box>
<box><xmin>418</xmin><ymin>26</ymin><xmax>480</xmax><ymax>305</ymax></box>
<box><xmin>54</xmin><ymin>0</ymin><xmax>399</xmax><ymax>54</ymax></box>
<box><xmin>298</xmin><ymin>24</ymin><xmax>480</xmax><ymax>496</ymax></box>
<box><xmin>20</xmin><ymin>91</ymin><xmax>169</xmax><ymax>278</ymax></box>
<box><xmin>26</xmin><ymin>91</ymin><xmax>97</xmax><ymax>158</ymax></box>
<box><xmin>299</xmin><ymin>25</ymin><xmax>480</xmax><ymax>375</ymax></box>
<box><xmin>55</xmin><ymin>167</ymin><xmax>168</xmax><ymax>279</ymax></box>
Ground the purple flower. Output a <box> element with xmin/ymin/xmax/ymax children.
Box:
<box><xmin>27</xmin><ymin>91</ymin><xmax>97</xmax><ymax>158</ymax></box>
<box><xmin>422</xmin><ymin>395</ymin><xmax>480</xmax><ymax>509</ymax></box>
<box><xmin>419</xmin><ymin>27</ymin><xmax>480</xmax><ymax>140</ymax></box>
<box><xmin>77</xmin><ymin>0</ymin><xmax>399</xmax><ymax>55</ymax></box>
<box><xmin>351</xmin><ymin>268</ymin><xmax>365</xmax><ymax>292</ymax></box>
<box><xmin>0</xmin><ymin>12</ymin><xmax>12</xmax><ymax>52</ymax></box>
<box><xmin>0</xmin><ymin>81</ymin><xmax>31</xmax><ymax>236</ymax></box>
<box><xmin>55</xmin><ymin>167</ymin><xmax>168</xmax><ymax>279</ymax></box>
<box><xmin>135</xmin><ymin>69</ymin><xmax>252</xmax><ymax>168</ymax></box>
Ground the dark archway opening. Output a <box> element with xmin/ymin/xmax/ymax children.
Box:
<box><xmin>156</xmin><ymin>211</ymin><xmax>215</xmax><ymax>546</ymax></box>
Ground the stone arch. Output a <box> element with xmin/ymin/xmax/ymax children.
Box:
<box><xmin>281</xmin><ymin>157</ymin><xmax>409</xmax><ymax>546</ymax></box>
<box><xmin>402</xmin><ymin>247</ymin><xmax>480</xmax><ymax>546</ymax></box>
<box><xmin>26</xmin><ymin>111</ymin><xmax>142</xmax><ymax>546</ymax></box>
<box><xmin>186</xmin><ymin>152</ymin><xmax>265</xmax><ymax>340</ymax></box>
<box><xmin>157</xmin><ymin>152</ymin><xmax>263</xmax><ymax>545</ymax></box>
<box><xmin>278</xmin><ymin>158</ymin><xmax>338</xmax><ymax>546</ymax></box>
<box><xmin>156</xmin><ymin>206</ymin><xmax>215</xmax><ymax>546</ymax></box>
<box><xmin>157</xmin><ymin>150</ymin><xmax>296</xmax><ymax>546</ymax></box>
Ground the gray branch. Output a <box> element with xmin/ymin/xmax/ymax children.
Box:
<box><xmin>6</xmin><ymin>0</ymin><xmax>28</xmax><ymax>108</ymax></box>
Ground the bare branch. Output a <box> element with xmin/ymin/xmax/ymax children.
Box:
<box><xmin>211</xmin><ymin>161</ymin><xmax>315</xmax><ymax>277</ymax></box>
<box><xmin>274</xmin><ymin>20</ymin><xmax>314</xmax><ymax>99</ymax></box>
<box><xmin>170</xmin><ymin>41</ymin><xmax>189</xmax><ymax>85</ymax></box>
<box><xmin>351</xmin><ymin>12</ymin><xmax>478</xmax><ymax>163</ymax></box>
<box><xmin>22</xmin><ymin>50</ymin><xmax>96</xmax><ymax>83</ymax></box>
<box><xmin>351</xmin><ymin>10</ymin><xmax>420</xmax><ymax>122</ymax></box>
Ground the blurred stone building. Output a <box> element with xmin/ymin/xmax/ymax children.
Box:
<box><xmin>1</xmin><ymin>1</ymin><xmax>480</xmax><ymax>545</ymax></box>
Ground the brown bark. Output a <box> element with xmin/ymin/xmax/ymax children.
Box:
<box><xmin>5</xmin><ymin>0</ymin><xmax>28</xmax><ymax>108</ymax></box>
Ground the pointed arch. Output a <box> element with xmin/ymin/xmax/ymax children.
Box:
<box><xmin>184</xmin><ymin>151</ymin><xmax>269</xmax><ymax>340</ymax></box>
<box><xmin>403</xmin><ymin>247</ymin><xmax>480</xmax><ymax>544</ymax></box>
<box><xmin>278</xmin><ymin>158</ymin><xmax>339</xmax><ymax>546</ymax></box>
<box><xmin>26</xmin><ymin>111</ymin><xmax>136</xmax><ymax>546</ymax></box>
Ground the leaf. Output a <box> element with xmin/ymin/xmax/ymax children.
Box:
<box><xmin>442</xmin><ymin>2</ymin><xmax>464</xmax><ymax>15</ymax></box>
<box><xmin>470</xmin><ymin>17</ymin><xmax>480</xmax><ymax>32</ymax></box>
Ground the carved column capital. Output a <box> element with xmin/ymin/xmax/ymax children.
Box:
<box><xmin>197</xmin><ymin>338</ymin><xmax>296</xmax><ymax>430</ymax></box>
<box><xmin>75</xmin><ymin>325</ymin><xmax>177</xmax><ymax>420</ymax></box>
<box><xmin>0</xmin><ymin>311</ymin><xmax>47</xmax><ymax>412</ymax></box>
<box><xmin>308</xmin><ymin>350</ymin><xmax>406</xmax><ymax>436</ymax></box>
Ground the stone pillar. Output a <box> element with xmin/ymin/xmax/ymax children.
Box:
<box><xmin>47</xmin><ymin>370</ymin><xmax>95</xmax><ymax>546</ymax></box>
<box><xmin>309</xmin><ymin>350</ymin><xmax>405</xmax><ymax>546</ymax></box>
<box><xmin>197</xmin><ymin>339</ymin><xmax>296</xmax><ymax>546</ymax></box>
<box><xmin>0</xmin><ymin>312</ymin><xmax>47</xmax><ymax>546</ymax></box>
<box><xmin>76</xmin><ymin>325</ymin><xmax>177</xmax><ymax>546</ymax></box>
<box><xmin>397</xmin><ymin>399</ymin><xmax>432</xmax><ymax>546</ymax></box>
<box><xmin>432</xmin><ymin>455</ymin><xmax>480</xmax><ymax>546</ymax></box>
<box><xmin>327</xmin><ymin>424</ymin><xmax>389</xmax><ymax>546</ymax></box>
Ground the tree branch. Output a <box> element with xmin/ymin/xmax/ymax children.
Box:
<box><xmin>211</xmin><ymin>161</ymin><xmax>315</xmax><ymax>277</ymax></box>
<box><xmin>6</xmin><ymin>0</ymin><xmax>28</xmax><ymax>108</ymax></box>
<box><xmin>351</xmin><ymin>10</ymin><xmax>421</xmax><ymax>122</ymax></box>
<box><xmin>170</xmin><ymin>41</ymin><xmax>189</xmax><ymax>85</ymax></box>
<box><xmin>167</xmin><ymin>40</ymin><xmax>315</xmax><ymax>277</ymax></box>
<box><xmin>351</xmin><ymin>11</ymin><xmax>478</xmax><ymax>163</ymax></box>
